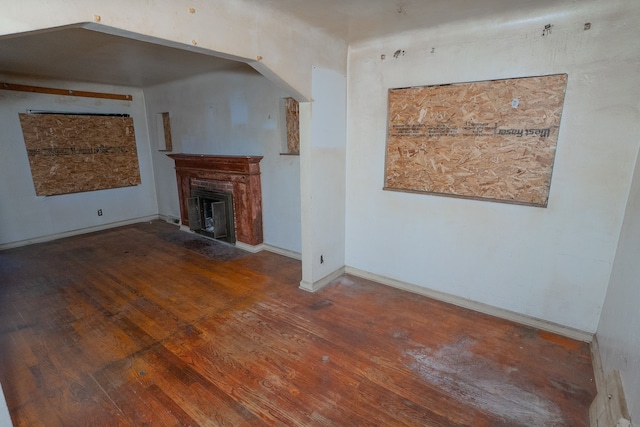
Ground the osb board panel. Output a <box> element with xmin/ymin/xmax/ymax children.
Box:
<box><xmin>19</xmin><ymin>113</ymin><xmax>141</xmax><ymax>196</ymax></box>
<box><xmin>285</xmin><ymin>98</ymin><xmax>300</xmax><ymax>154</ymax></box>
<box><xmin>384</xmin><ymin>74</ymin><xmax>568</xmax><ymax>207</ymax></box>
<box><xmin>162</xmin><ymin>112</ymin><xmax>173</xmax><ymax>151</ymax></box>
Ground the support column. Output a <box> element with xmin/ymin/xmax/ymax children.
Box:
<box><xmin>299</xmin><ymin>66</ymin><xmax>347</xmax><ymax>292</ymax></box>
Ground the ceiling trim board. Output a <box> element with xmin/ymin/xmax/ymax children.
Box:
<box><xmin>0</xmin><ymin>82</ymin><xmax>133</xmax><ymax>101</ymax></box>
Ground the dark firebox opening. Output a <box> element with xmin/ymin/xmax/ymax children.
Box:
<box><xmin>188</xmin><ymin>187</ymin><xmax>235</xmax><ymax>244</ymax></box>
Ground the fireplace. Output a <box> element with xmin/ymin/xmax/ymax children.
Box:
<box><xmin>167</xmin><ymin>154</ymin><xmax>264</xmax><ymax>247</ymax></box>
<box><xmin>188</xmin><ymin>186</ymin><xmax>235</xmax><ymax>243</ymax></box>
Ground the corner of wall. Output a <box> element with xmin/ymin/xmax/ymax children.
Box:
<box><xmin>299</xmin><ymin>266</ymin><xmax>346</xmax><ymax>292</ymax></box>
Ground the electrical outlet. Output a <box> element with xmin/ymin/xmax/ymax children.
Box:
<box><xmin>97</xmin><ymin>209</ymin><xmax>103</xmax><ymax>216</ymax></box>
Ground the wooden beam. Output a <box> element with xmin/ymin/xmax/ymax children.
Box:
<box><xmin>0</xmin><ymin>82</ymin><xmax>133</xmax><ymax>101</ymax></box>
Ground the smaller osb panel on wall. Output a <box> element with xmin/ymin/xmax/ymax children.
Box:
<box><xmin>285</xmin><ymin>98</ymin><xmax>300</xmax><ymax>154</ymax></box>
<box><xmin>161</xmin><ymin>112</ymin><xmax>173</xmax><ymax>151</ymax></box>
<box><xmin>384</xmin><ymin>74</ymin><xmax>568</xmax><ymax>207</ymax></box>
<box><xmin>19</xmin><ymin>113</ymin><xmax>141</xmax><ymax>196</ymax></box>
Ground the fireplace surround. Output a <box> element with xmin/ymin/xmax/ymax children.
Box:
<box><xmin>167</xmin><ymin>154</ymin><xmax>264</xmax><ymax>246</ymax></box>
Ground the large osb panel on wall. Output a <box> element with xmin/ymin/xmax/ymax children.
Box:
<box><xmin>19</xmin><ymin>113</ymin><xmax>141</xmax><ymax>196</ymax></box>
<box><xmin>384</xmin><ymin>74</ymin><xmax>568</xmax><ymax>207</ymax></box>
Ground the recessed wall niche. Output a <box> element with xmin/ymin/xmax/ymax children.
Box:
<box><xmin>281</xmin><ymin>97</ymin><xmax>299</xmax><ymax>155</ymax></box>
<box><xmin>156</xmin><ymin>112</ymin><xmax>173</xmax><ymax>152</ymax></box>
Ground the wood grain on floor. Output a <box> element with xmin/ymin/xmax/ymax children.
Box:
<box><xmin>0</xmin><ymin>221</ymin><xmax>596</xmax><ymax>426</ymax></box>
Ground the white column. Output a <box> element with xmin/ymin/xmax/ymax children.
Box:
<box><xmin>299</xmin><ymin>66</ymin><xmax>347</xmax><ymax>291</ymax></box>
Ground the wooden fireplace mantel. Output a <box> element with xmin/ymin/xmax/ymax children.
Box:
<box><xmin>167</xmin><ymin>154</ymin><xmax>264</xmax><ymax>246</ymax></box>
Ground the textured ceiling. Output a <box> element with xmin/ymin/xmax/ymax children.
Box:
<box><xmin>244</xmin><ymin>0</ymin><xmax>565</xmax><ymax>42</ymax></box>
<box><xmin>0</xmin><ymin>0</ymin><xmax>565</xmax><ymax>88</ymax></box>
<box><xmin>0</xmin><ymin>27</ymin><xmax>249</xmax><ymax>88</ymax></box>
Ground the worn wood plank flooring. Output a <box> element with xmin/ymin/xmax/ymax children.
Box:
<box><xmin>0</xmin><ymin>221</ymin><xmax>596</xmax><ymax>426</ymax></box>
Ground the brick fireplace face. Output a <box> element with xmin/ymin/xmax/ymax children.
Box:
<box><xmin>190</xmin><ymin>178</ymin><xmax>233</xmax><ymax>194</ymax></box>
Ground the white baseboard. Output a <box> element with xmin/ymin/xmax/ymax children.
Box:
<box><xmin>158</xmin><ymin>214</ymin><xmax>181</xmax><ymax>225</ymax></box>
<box><xmin>344</xmin><ymin>266</ymin><xmax>594</xmax><ymax>342</ymax></box>
<box><xmin>300</xmin><ymin>267</ymin><xmax>346</xmax><ymax>292</ymax></box>
<box><xmin>591</xmin><ymin>336</ymin><xmax>605</xmax><ymax>393</ymax></box>
<box><xmin>234</xmin><ymin>241</ymin><xmax>265</xmax><ymax>253</ymax></box>
<box><xmin>262</xmin><ymin>244</ymin><xmax>301</xmax><ymax>260</ymax></box>
<box><xmin>589</xmin><ymin>369</ymin><xmax>632</xmax><ymax>427</ymax></box>
<box><xmin>235</xmin><ymin>242</ymin><xmax>302</xmax><ymax>259</ymax></box>
<box><xmin>0</xmin><ymin>215</ymin><xmax>160</xmax><ymax>251</ymax></box>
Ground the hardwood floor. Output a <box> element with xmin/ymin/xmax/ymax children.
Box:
<box><xmin>0</xmin><ymin>221</ymin><xmax>596</xmax><ymax>426</ymax></box>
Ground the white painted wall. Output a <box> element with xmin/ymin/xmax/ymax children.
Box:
<box><xmin>0</xmin><ymin>0</ymin><xmax>347</xmax><ymax>100</ymax></box>
<box><xmin>0</xmin><ymin>75</ymin><xmax>158</xmax><ymax>247</ymax></box>
<box><xmin>0</xmin><ymin>383</ymin><xmax>11</xmax><ymax>427</ymax></box>
<box><xmin>300</xmin><ymin>66</ymin><xmax>347</xmax><ymax>288</ymax></box>
<box><xmin>144</xmin><ymin>68</ymin><xmax>302</xmax><ymax>253</ymax></box>
<box><xmin>345</xmin><ymin>0</ymin><xmax>640</xmax><ymax>333</ymax></box>
<box><xmin>597</xmin><ymin>144</ymin><xmax>640</xmax><ymax>423</ymax></box>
